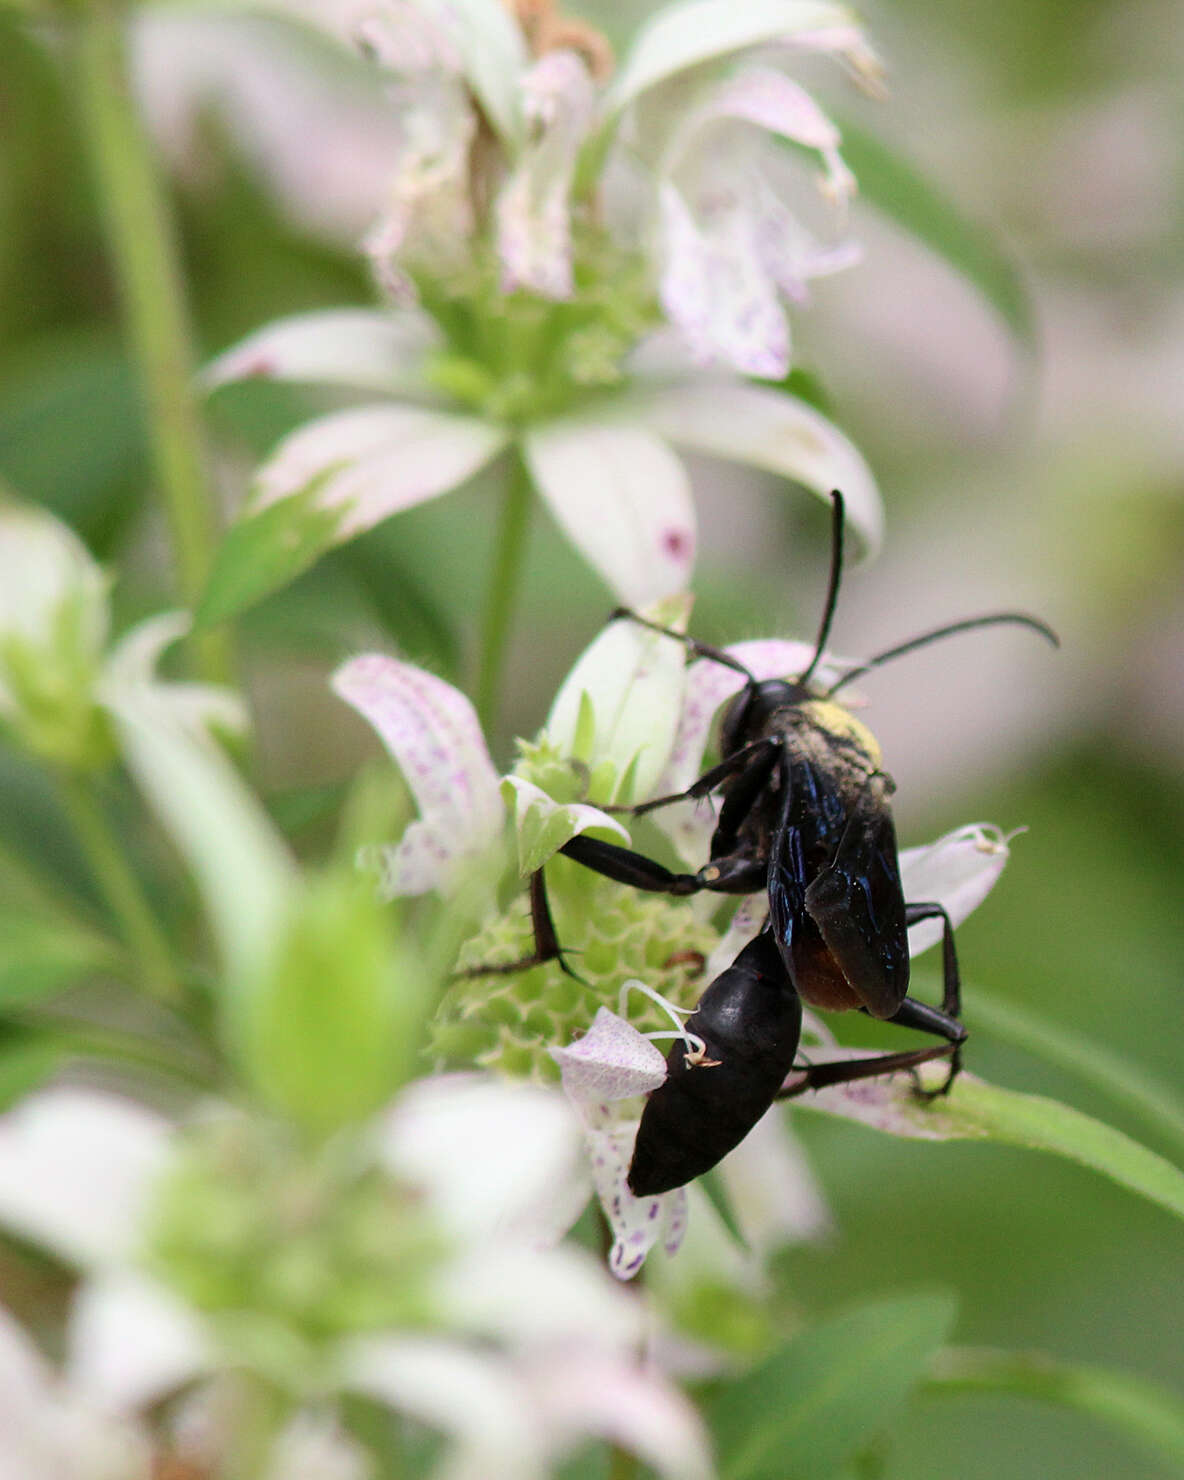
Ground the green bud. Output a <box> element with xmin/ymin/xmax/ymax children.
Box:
<box><xmin>0</xmin><ymin>501</ymin><xmax>113</xmax><ymax>770</ymax></box>
<box><xmin>235</xmin><ymin>869</ymin><xmax>437</xmax><ymax>1137</ymax></box>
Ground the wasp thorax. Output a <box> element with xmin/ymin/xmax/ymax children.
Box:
<box><xmin>796</xmin><ymin>698</ymin><xmax>883</xmax><ymax>771</ymax></box>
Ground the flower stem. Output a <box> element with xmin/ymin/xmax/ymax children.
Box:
<box><xmin>475</xmin><ymin>448</ymin><xmax>533</xmax><ymax>734</ymax></box>
<box><xmin>58</xmin><ymin>774</ymin><xmax>180</xmax><ymax>1003</ymax></box>
<box><xmin>72</xmin><ymin>0</ymin><xmax>227</xmax><ymax>680</ymax></box>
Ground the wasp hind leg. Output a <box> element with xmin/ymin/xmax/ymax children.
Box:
<box><xmin>780</xmin><ymin>899</ymin><xmax>968</xmax><ymax>1102</ymax></box>
<box><xmin>455</xmin><ymin>869</ymin><xmax>586</xmax><ymax>983</ymax></box>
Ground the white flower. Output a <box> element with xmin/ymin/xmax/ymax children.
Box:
<box><xmin>202</xmin><ymin>0</ymin><xmax>885</xmax><ymax>610</ymax></box>
<box><xmin>0</xmin><ymin>501</ymin><xmax>245</xmax><ymax>771</ymax></box>
<box><xmin>0</xmin><ymin>1079</ymin><xmax>713</xmax><ymax>1480</ymax></box>
<box><xmin>330</xmin><ymin>607</ymin><xmax>695</xmax><ymax>897</ymax></box>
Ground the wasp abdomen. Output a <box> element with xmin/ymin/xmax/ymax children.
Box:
<box><xmin>627</xmin><ymin>932</ymin><xmax>802</xmax><ymax>1196</ymax></box>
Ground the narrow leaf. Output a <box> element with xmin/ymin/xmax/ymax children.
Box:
<box><xmin>795</xmin><ymin>1071</ymin><xmax>1184</xmax><ymax>1223</ymax></box>
<box><xmin>835</xmin><ymin>117</ymin><xmax>1036</xmax><ymax>354</ymax></box>
<box><xmin>963</xmin><ymin>984</ymin><xmax>1184</xmax><ymax>1159</ymax></box>
<box><xmin>710</xmin><ymin>1291</ymin><xmax>958</xmax><ymax>1480</ymax></box>
<box><xmin>194</xmin><ymin>484</ymin><xmax>346</xmax><ymax>628</ymax></box>
<box><xmin>929</xmin><ymin>1348</ymin><xmax>1184</xmax><ymax>1472</ymax></box>
<box><xmin>0</xmin><ymin>1030</ymin><xmax>68</xmax><ymax>1112</ymax></box>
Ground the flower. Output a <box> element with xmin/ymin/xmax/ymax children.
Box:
<box><xmin>0</xmin><ymin>1078</ymin><xmax>713</xmax><ymax>1479</ymax></box>
<box><xmin>331</xmin><ymin>617</ymin><xmax>1022</xmax><ymax>1278</ymax></box>
<box><xmin>0</xmin><ymin>499</ymin><xmax>245</xmax><ymax>771</ymax></box>
<box><xmin>202</xmin><ymin>0</ymin><xmax>884</xmax><ymax>613</ymax></box>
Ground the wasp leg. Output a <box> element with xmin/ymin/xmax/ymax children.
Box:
<box><xmin>777</xmin><ymin>1040</ymin><xmax>958</xmax><ymax>1099</ymax></box>
<box><xmin>607</xmin><ymin>608</ymin><xmax>756</xmax><ymax>683</ymax></box>
<box><xmin>561</xmin><ymin>834</ymin><xmax>767</xmax><ymax>896</ymax></box>
<box><xmin>559</xmin><ymin>835</ymin><xmax>702</xmax><ymax>894</ymax></box>
<box><xmin>904</xmin><ymin>901</ymin><xmax>961</xmax><ymax>1017</ymax></box>
<box><xmin>607</xmin><ymin>736</ymin><xmax>780</xmax><ymax>820</ymax></box>
<box><xmin>456</xmin><ymin>869</ymin><xmax>586</xmax><ymax>982</ymax></box>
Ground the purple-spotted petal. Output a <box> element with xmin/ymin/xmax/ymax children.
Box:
<box><xmin>253</xmin><ymin>404</ymin><xmax>509</xmax><ymax>539</ymax></box>
<box><xmin>550</xmin><ymin>1007</ymin><xmax>669</xmax><ymax>1103</ymax></box>
<box><xmin>788</xmin><ymin>1051</ymin><xmax>971</xmax><ymax>1139</ymax></box>
<box><xmin>651</xmin><ymin>637</ymin><xmax>841</xmax><ymax>863</ymax></box>
<box><xmin>332</xmin><ymin>655</ymin><xmax>503</xmax><ymax>895</ymax></box>
<box><xmin>900</xmin><ymin>824</ymin><xmax>1015</xmax><ymax>957</ymax></box>
<box><xmin>522</xmin><ymin>419</ymin><xmax>696</xmax><ymax>604</ymax></box>
<box><xmin>496</xmin><ymin>51</ymin><xmax>596</xmax><ymax>298</ymax></box>
<box><xmin>582</xmin><ymin>1117</ymin><xmax>687</xmax><ymax>1280</ymax></box>
<box><xmin>201</xmin><ymin>308</ymin><xmax>440</xmax><ymax>395</ymax></box>
<box><xmin>657</xmin><ymin>180</ymin><xmax>791</xmax><ymax>379</ymax></box>
<box><xmin>631</xmin><ymin>380</ymin><xmax>883</xmax><ymax>557</ymax></box>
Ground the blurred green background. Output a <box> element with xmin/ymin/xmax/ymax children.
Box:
<box><xmin>0</xmin><ymin>1</ymin><xmax>1181</xmax><ymax>1475</ymax></box>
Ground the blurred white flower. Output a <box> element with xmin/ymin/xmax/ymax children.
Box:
<box><xmin>0</xmin><ymin>501</ymin><xmax>244</xmax><ymax>771</ymax></box>
<box><xmin>0</xmin><ymin>1077</ymin><xmax>712</xmax><ymax>1480</ymax></box>
<box><xmin>202</xmin><ymin>0</ymin><xmax>885</xmax><ymax>607</ymax></box>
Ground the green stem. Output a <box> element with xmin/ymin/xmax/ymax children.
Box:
<box><xmin>72</xmin><ymin>0</ymin><xmax>226</xmax><ymax>678</ymax></box>
<box><xmin>475</xmin><ymin>448</ymin><xmax>533</xmax><ymax>734</ymax></box>
<box><xmin>58</xmin><ymin>774</ymin><xmax>180</xmax><ymax>1003</ymax></box>
<box><xmin>926</xmin><ymin>1348</ymin><xmax>1184</xmax><ymax>1470</ymax></box>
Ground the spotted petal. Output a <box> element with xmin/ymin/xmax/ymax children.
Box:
<box><xmin>522</xmin><ymin>418</ymin><xmax>696</xmax><ymax>604</ymax></box>
<box><xmin>651</xmin><ymin>637</ymin><xmax>841</xmax><ymax>864</ymax></box>
<box><xmin>496</xmin><ymin>51</ymin><xmax>596</xmax><ymax>298</ymax></box>
<box><xmin>201</xmin><ymin>307</ymin><xmax>441</xmax><ymax>395</ymax></box>
<box><xmin>332</xmin><ymin>655</ymin><xmax>503</xmax><ymax>896</ymax></box>
<box><xmin>900</xmin><ymin>824</ymin><xmax>1015</xmax><ymax>956</ymax></box>
<box><xmin>630</xmin><ymin>380</ymin><xmax>883</xmax><ymax>557</ymax></box>
<box><xmin>252</xmin><ymin>403</ymin><xmax>509</xmax><ymax>539</ymax></box>
<box><xmin>606</xmin><ymin>0</ymin><xmax>861</xmax><ymax>114</ymax></box>
<box><xmin>550</xmin><ymin>1007</ymin><xmax>669</xmax><ymax>1103</ymax></box>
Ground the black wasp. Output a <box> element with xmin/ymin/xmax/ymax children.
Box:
<box><xmin>502</xmin><ymin>492</ymin><xmax>1057</xmax><ymax>1195</ymax></box>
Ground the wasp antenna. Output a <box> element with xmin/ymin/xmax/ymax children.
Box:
<box><xmin>797</xmin><ymin>490</ymin><xmax>846</xmax><ymax>689</ymax></box>
<box><xmin>609</xmin><ymin>608</ymin><xmax>757</xmax><ymax>683</ymax></box>
<box><xmin>826</xmin><ymin>611</ymin><xmax>1060</xmax><ymax>697</ymax></box>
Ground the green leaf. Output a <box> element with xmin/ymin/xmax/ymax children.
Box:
<box><xmin>237</xmin><ymin>870</ymin><xmax>435</xmax><ymax>1134</ymax></box>
<box><xmin>194</xmin><ymin>483</ymin><xmax>347</xmax><ymax>628</ymax></box>
<box><xmin>710</xmin><ymin>1291</ymin><xmax>958</xmax><ymax>1480</ymax></box>
<box><xmin>0</xmin><ymin>843</ymin><xmax>121</xmax><ymax>1004</ymax></box>
<box><xmin>928</xmin><ymin>1348</ymin><xmax>1184</xmax><ymax>1472</ymax></box>
<box><xmin>0</xmin><ymin>334</ymin><xmax>147</xmax><ymax>555</ymax></box>
<box><xmin>834</xmin><ymin>118</ymin><xmax>1036</xmax><ymax>356</ymax></box>
<box><xmin>795</xmin><ymin>1073</ymin><xmax>1184</xmax><ymax>1224</ymax></box>
<box><xmin>963</xmin><ymin>984</ymin><xmax>1184</xmax><ymax>1159</ymax></box>
<box><xmin>107</xmin><ymin>688</ymin><xmax>297</xmax><ymax>986</ymax></box>
<box><xmin>0</xmin><ymin>1027</ymin><xmax>68</xmax><ymax>1111</ymax></box>
<box><xmin>0</xmin><ymin>914</ymin><xmax>119</xmax><ymax>1006</ymax></box>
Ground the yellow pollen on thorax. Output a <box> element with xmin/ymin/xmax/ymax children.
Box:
<box><xmin>800</xmin><ymin>700</ymin><xmax>882</xmax><ymax>769</ymax></box>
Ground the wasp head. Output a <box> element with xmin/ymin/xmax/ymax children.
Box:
<box><xmin>719</xmin><ymin>677</ymin><xmax>814</xmax><ymax>757</ymax></box>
